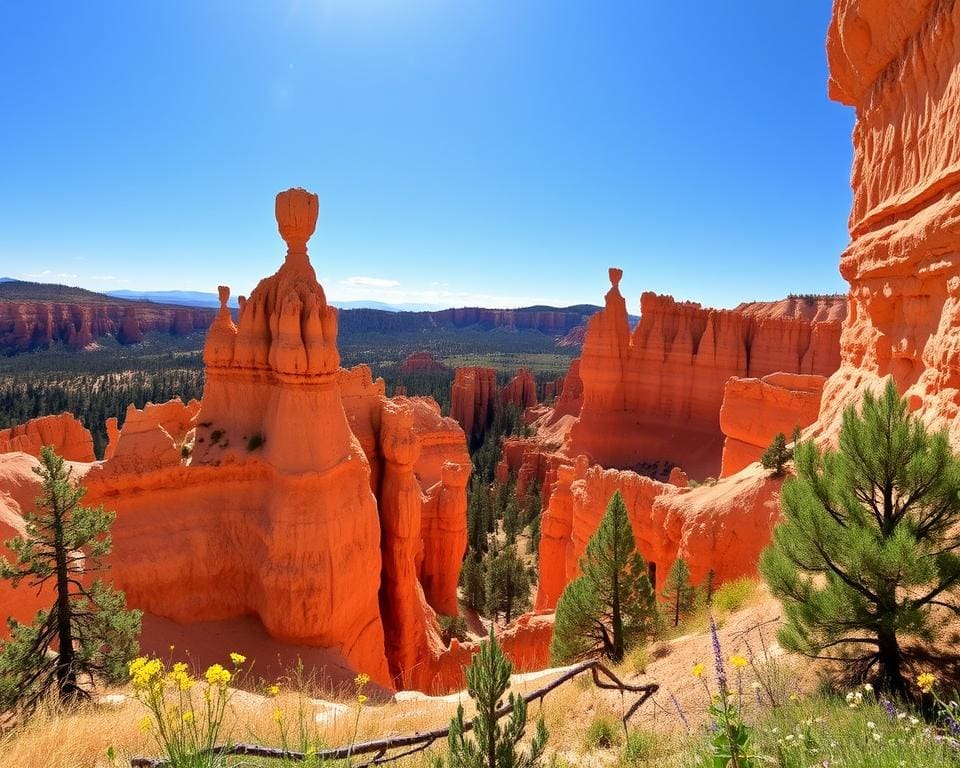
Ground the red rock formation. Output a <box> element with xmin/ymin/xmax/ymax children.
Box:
<box><xmin>0</xmin><ymin>288</ymin><xmax>217</xmax><ymax>354</ymax></box>
<box><xmin>38</xmin><ymin>188</ymin><xmax>477</xmax><ymax>692</ymax></box>
<box><xmin>84</xmin><ymin>189</ymin><xmax>392</xmax><ymax>685</ymax></box>
<box><xmin>0</xmin><ymin>413</ymin><xmax>95</xmax><ymax>462</ymax></box>
<box><xmin>430</xmin><ymin>612</ymin><xmax>554</xmax><ymax>692</ymax></box>
<box><xmin>104</xmin><ymin>417</ymin><xmax>120</xmax><ymax>461</ymax></box>
<box><xmin>450</xmin><ymin>367</ymin><xmax>497</xmax><ymax>444</ymax></box>
<box><xmin>500</xmin><ymin>368</ymin><xmax>538</xmax><ymax>410</ymax></box>
<box><xmin>556</xmin><ymin>325</ymin><xmax>586</xmax><ymax>348</ymax></box>
<box><xmin>819</xmin><ymin>0</ymin><xmax>960</xmax><ymax>447</ymax></box>
<box><xmin>398</xmin><ymin>352</ymin><xmax>451</xmax><ymax>375</ymax></box>
<box><xmin>553</xmin><ymin>359</ymin><xmax>584</xmax><ymax>419</ymax></box>
<box><xmin>378</xmin><ymin>402</ymin><xmax>434</xmax><ymax>687</ymax></box>
<box><xmin>719</xmin><ymin>373</ymin><xmax>825</xmax><ymax>477</ymax></box>
<box><xmin>569</xmin><ymin>269</ymin><xmax>844</xmax><ymax>478</ymax></box>
<box><xmin>542</xmin><ymin>376</ymin><xmax>563</xmax><ymax>401</ymax></box>
<box><xmin>419</xmin><ymin>461</ymin><xmax>470</xmax><ymax>617</ymax></box>
<box><xmin>103</xmin><ymin>399</ymin><xmax>200</xmax><ymax>475</ymax></box>
<box><xmin>536</xmin><ymin>457</ymin><xmax>784</xmax><ymax>607</ymax></box>
<box><xmin>667</xmin><ymin>466</ymin><xmax>689</xmax><ymax>488</ymax></box>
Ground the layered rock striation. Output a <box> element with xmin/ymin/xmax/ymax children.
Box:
<box><xmin>821</xmin><ymin>0</ymin><xmax>960</xmax><ymax>445</ymax></box>
<box><xmin>0</xmin><ymin>284</ymin><xmax>216</xmax><ymax>353</ymax></box>
<box><xmin>719</xmin><ymin>373</ymin><xmax>826</xmax><ymax>477</ymax></box>
<box><xmin>0</xmin><ymin>413</ymin><xmax>95</xmax><ymax>462</ymax></box>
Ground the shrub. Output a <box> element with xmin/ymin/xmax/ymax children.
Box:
<box><xmin>712</xmin><ymin>577</ymin><xmax>757</xmax><ymax>613</ymax></box>
<box><xmin>619</xmin><ymin>730</ymin><xmax>659</xmax><ymax>766</ymax></box>
<box><xmin>209</xmin><ymin>429</ymin><xmax>224</xmax><ymax>445</ymax></box>
<box><xmin>583</xmin><ymin>715</ymin><xmax>622</xmax><ymax>750</ymax></box>
<box><xmin>247</xmin><ymin>433</ymin><xmax>264</xmax><ymax>451</ymax></box>
<box><xmin>623</xmin><ymin>644</ymin><xmax>649</xmax><ymax>676</ymax></box>
<box><xmin>438</xmin><ymin>615</ymin><xmax>468</xmax><ymax>646</ymax></box>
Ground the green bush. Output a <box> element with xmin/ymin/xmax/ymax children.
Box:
<box><xmin>437</xmin><ymin>615</ymin><xmax>468</xmax><ymax>646</ymax></box>
<box><xmin>618</xmin><ymin>730</ymin><xmax>659</xmax><ymax>766</ymax></box>
<box><xmin>583</xmin><ymin>715</ymin><xmax>622</xmax><ymax>751</ymax></box>
<box><xmin>246</xmin><ymin>433</ymin><xmax>264</xmax><ymax>451</ymax></box>
<box><xmin>712</xmin><ymin>577</ymin><xmax>757</xmax><ymax>613</ymax></box>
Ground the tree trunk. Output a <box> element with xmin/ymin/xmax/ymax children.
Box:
<box><xmin>877</xmin><ymin>625</ymin><xmax>907</xmax><ymax>697</ymax></box>
<box><xmin>52</xmin><ymin>499</ymin><xmax>78</xmax><ymax>701</ymax></box>
<box><xmin>611</xmin><ymin>572</ymin><xmax>623</xmax><ymax>662</ymax></box>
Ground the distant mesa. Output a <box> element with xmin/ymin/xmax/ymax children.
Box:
<box><xmin>398</xmin><ymin>351</ymin><xmax>452</xmax><ymax>375</ymax></box>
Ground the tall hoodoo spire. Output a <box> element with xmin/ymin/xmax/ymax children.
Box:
<box><xmin>275</xmin><ymin>187</ymin><xmax>319</xmax><ymax>268</ymax></box>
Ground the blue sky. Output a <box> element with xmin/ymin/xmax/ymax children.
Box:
<box><xmin>0</xmin><ymin>1</ymin><xmax>853</xmax><ymax>309</ymax></box>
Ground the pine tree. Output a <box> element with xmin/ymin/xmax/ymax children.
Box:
<box><xmin>485</xmin><ymin>545</ymin><xmax>531</xmax><ymax>624</ymax></box>
<box><xmin>550</xmin><ymin>491</ymin><xmax>660</xmax><ymax>663</ymax></box>
<box><xmin>661</xmin><ymin>557</ymin><xmax>696</xmax><ymax>627</ymax></box>
<box><xmin>503</xmin><ymin>496</ymin><xmax>522</xmax><ymax>542</ymax></box>
<box><xmin>467</xmin><ymin>478</ymin><xmax>492</xmax><ymax>554</ymax></box>
<box><xmin>760</xmin><ymin>432</ymin><xmax>791</xmax><ymax>476</ymax></box>
<box><xmin>760</xmin><ymin>381</ymin><xmax>960</xmax><ymax>696</ymax></box>
<box><xmin>460</xmin><ymin>552</ymin><xmax>487</xmax><ymax>613</ymax></box>
<box><xmin>0</xmin><ymin>447</ymin><xmax>141</xmax><ymax>712</ymax></box>
<box><xmin>443</xmin><ymin>625</ymin><xmax>547</xmax><ymax>768</ymax></box>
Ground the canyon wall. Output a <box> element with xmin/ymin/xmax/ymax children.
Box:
<box><xmin>820</xmin><ymin>0</ymin><xmax>960</xmax><ymax>446</ymax></box>
<box><xmin>719</xmin><ymin>373</ymin><xmax>826</xmax><ymax>477</ymax></box>
<box><xmin>569</xmin><ymin>268</ymin><xmax>844</xmax><ymax>479</ymax></box>
<box><xmin>535</xmin><ymin>456</ymin><xmax>782</xmax><ymax>610</ymax></box>
<box><xmin>0</xmin><ymin>289</ymin><xmax>216</xmax><ymax>353</ymax></box>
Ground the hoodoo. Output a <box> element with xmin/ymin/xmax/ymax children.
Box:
<box><xmin>31</xmin><ymin>188</ymin><xmax>485</xmax><ymax>690</ymax></box>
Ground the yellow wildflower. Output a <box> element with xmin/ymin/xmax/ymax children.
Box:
<box><xmin>267</xmin><ymin>684</ymin><xmax>280</xmax><ymax>697</ymax></box>
<box><xmin>129</xmin><ymin>657</ymin><xmax>163</xmax><ymax>690</ymax></box>
<box><xmin>167</xmin><ymin>662</ymin><xmax>195</xmax><ymax>691</ymax></box>
<box><xmin>205</xmin><ymin>663</ymin><xmax>231</xmax><ymax>687</ymax></box>
<box><xmin>730</xmin><ymin>655</ymin><xmax>748</xmax><ymax>669</ymax></box>
<box><xmin>917</xmin><ymin>672</ymin><xmax>936</xmax><ymax>694</ymax></box>
<box><xmin>358</xmin><ymin>693</ymin><xmax>368</xmax><ymax>705</ymax></box>
<box><xmin>692</xmin><ymin>663</ymin><xmax>705</xmax><ymax>678</ymax></box>
<box><xmin>138</xmin><ymin>715</ymin><xmax>153</xmax><ymax>733</ymax></box>
<box><xmin>230</xmin><ymin>652</ymin><xmax>246</xmax><ymax>666</ymax></box>
<box><xmin>182</xmin><ymin>711</ymin><xmax>195</xmax><ymax>724</ymax></box>
<box><xmin>272</xmin><ymin>707</ymin><xmax>284</xmax><ymax>724</ymax></box>
<box><xmin>355</xmin><ymin>673</ymin><xmax>370</xmax><ymax>687</ymax></box>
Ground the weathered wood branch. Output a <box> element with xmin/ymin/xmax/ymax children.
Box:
<box><xmin>131</xmin><ymin>659</ymin><xmax>658</xmax><ymax>767</ymax></box>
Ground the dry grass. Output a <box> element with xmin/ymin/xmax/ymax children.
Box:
<box><xmin>0</xmin><ymin>589</ymin><xmax>794</xmax><ymax>768</ymax></box>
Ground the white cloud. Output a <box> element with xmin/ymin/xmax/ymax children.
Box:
<box><xmin>22</xmin><ymin>269</ymin><xmax>78</xmax><ymax>281</ymax></box>
<box><xmin>342</xmin><ymin>276</ymin><xmax>401</xmax><ymax>288</ymax></box>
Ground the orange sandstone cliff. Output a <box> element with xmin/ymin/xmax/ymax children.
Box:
<box><xmin>0</xmin><ymin>413</ymin><xmax>95</xmax><ymax>463</ymax></box>
<box><xmin>820</xmin><ymin>0</ymin><xmax>960</xmax><ymax>445</ymax></box>
<box><xmin>570</xmin><ymin>269</ymin><xmax>844</xmax><ymax>479</ymax></box>
<box><xmin>719</xmin><ymin>373</ymin><xmax>826</xmax><ymax>477</ymax></box>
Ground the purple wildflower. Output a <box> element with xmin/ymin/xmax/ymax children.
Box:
<box><xmin>710</xmin><ymin>615</ymin><xmax>727</xmax><ymax>691</ymax></box>
<box><xmin>880</xmin><ymin>697</ymin><xmax>897</xmax><ymax>720</ymax></box>
<box><xmin>670</xmin><ymin>691</ymin><xmax>691</xmax><ymax>734</ymax></box>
